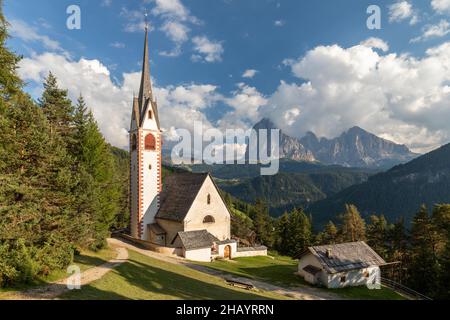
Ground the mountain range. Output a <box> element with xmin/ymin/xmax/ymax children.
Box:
<box><xmin>248</xmin><ymin>118</ymin><xmax>418</xmax><ymax>168</ymax></box>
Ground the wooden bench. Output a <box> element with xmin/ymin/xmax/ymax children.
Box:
<box><xmin>225</xmin><ymin>278</ymin><xmax>255</xmax><ymax>290</ymax></box>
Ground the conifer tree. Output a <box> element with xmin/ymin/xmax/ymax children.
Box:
<box><xmin>71</xmin><ymin>97</ymin><xmax>119</xmax><ymax>249</ymax></box>
<box><xmin>408</xmin><ymin>206</ymin><xmax>440</xmax><ymax>297</ymax></box>
<box><xmin>317</xmin><ymin>221</ymin><xmax>338</xmax><ymax>245</ymax></box>
<box><xmin>284</xmin><ymin>208</ymin><xmax>312</xmax><ymax>256</ymax></box>
<box><xmin>367</xmin><ymin>215</ymin><xmax>390</xmax><ymax>258</ymax></box>
<box><xmin>38</xmin><ymin>72</ymin><xmax>74</xmax><ymax>140</ymax></box>
<box><xmin>250</xmin><ymin>199</ymin><xmax>274</xmax><ymax>247</ymax></box>
<box><xmin>339</xmin><ymin>204</ymin><xmax>367</xmax><ymax>242</ymax></box>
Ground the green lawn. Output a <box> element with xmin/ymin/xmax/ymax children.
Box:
<box><xmin>0</xmin><ymin>246</ymin><xmax>116</xmax><ymax>296</ymax></box>
<box><xmin>197</xmin><ymin>253</ymin><xmax>405</xmax><ymax>300</ymax></box>
<box><xmin>61</xmin><ymin>250</ymin><xmax>291</xmax><ymax>300</ymax></box>
<box><xmin>199</xmin><ymin>253</ymin><xmax>308</xmax><ymax>288</ymax></box>
<box><xmin>327</xmin><ymin>286</ymin><xmax>405</xmax><ymax>300</ymax></box>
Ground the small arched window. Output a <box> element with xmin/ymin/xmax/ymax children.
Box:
<box><xmin>207</xmin><ymin>194</ymin><xmax>211</xmax><ymax>205</ymax></box>
<box><xmin>131</xmin><ymin>134</ymin><xmax>137</xmax><ymax>151</ymax></box>
<box><xmin>145</xmin><ymin>134</ymin><xmax>156</xmax><ymax>151</ymax></box>
<box><xmin>203</xmin><ymin>215</ymin><xmax>215</xmax><ymax>224</ymax></box>
<box><xmin>148</xmin><ymin>110</ymin><xmax>152</xmax><ymax>119</ymax></box>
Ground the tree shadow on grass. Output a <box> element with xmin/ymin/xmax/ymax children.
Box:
<box><xmin>64</xmin><ymin>258</ymin><xmax>278</xmax><ymax>300</ymax></box>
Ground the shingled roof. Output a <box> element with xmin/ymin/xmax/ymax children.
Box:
<box><xmin>177</xmin><ymin>230</ymin><xmax>219</xmax><ymax>250</ymax></box>
<box><xmin>302</xmin><ymin>241</ymin><xmax>386</xmax><ymax>274</ymax></box>
<box><xmin>156</xmin><ymin>172</ymin><xmax>209</xmax><ymax>222</ymax></box>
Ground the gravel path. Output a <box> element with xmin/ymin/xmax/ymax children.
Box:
<box><xmin>109</xmin><ymin>237</ymin><xmax>343</xmax><ymax>300</ymax></box>
<box><xmin>3</xmin><ymin>240</ymin><xmax>128</xmax><ymax>300</ymax></box>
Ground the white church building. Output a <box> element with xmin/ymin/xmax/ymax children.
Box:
<box><xmin>128</xmin><ymin>25</ymin><xmax>266</xmax><ymax>262</ymax></box>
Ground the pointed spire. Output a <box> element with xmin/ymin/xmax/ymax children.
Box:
<box><xmin>138</xmin><ymin>24</ymin><xmax>153</xmax><ymax>114</ymax></box>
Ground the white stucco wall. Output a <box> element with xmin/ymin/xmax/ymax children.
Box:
<box><xmin>184</xmin><ymin>248</ymin><xmax>212</xmax><ymax>262</ymax></box>
<box><xmin>141</xmin><ymin>130</ymin><xmax>161</xmax><ymax>241</ymax></box>
<box><xmin>234</xmin><ymin>248</ymin><xmax>268</xmax><ymax>258</ymax></box>
<box><xmin>297</xmin><ymin>253</ymin><xmax>327</xmax><ymax>286</ymax></box>
<box><xmin>218</xmin><ymin>242</ymin><xmax>237</xmax><ymax>258</ymax></box>
<box><xmin>184</xmin><ymin>176</ymin><xmax>231</xmax><ymax>241</ymax></box>
<box><xmin>326</xmin><ymin>266</ymin><xmax>380</xmax><ymax>289</ymax></box>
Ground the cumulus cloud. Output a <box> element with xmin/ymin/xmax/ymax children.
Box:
<box><xmin>432</xmin><ymin>0</ymin><xmax>450</xmax><ymax>14</ymax></box>
<box><xmin>191</xmin><ymin>36</ymin><xmax>224</xmax><ymax>63</ymax></box>
<box><xmin>388</xmin><ymin>1</ymin><xmax>419</xmax><ymax>25</ymax></box>
<box><xmin>242</xmin><ymin>69</ymin><xmax>258</xmax><ymax>78</ymax></box>
<box><xmin>17</xmin><ymin>53</ymin><xmax>222</xmax><ymax>148</ymax></box>
<box><xmin>274</xmin><ymin>20</ymin><xmax>285</xmax><ymax>27</ymax></box>
<box><xmin>261</xmin><ymin>40</ymin><xmax>450</xmax><ymax>153</ymax></box>
<box><xmin>360</xmin><ymin>37</ymin><xmax>390</xmax><ymax>52</ymax></box>
<box><xmin>410</xmin><ymin>19</ymin><xmax>450</xmax><ymax>43</ymax></box>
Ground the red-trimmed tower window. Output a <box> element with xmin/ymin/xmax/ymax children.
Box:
<box><xmin>145</xmin><ymin>133</ymin><xmax>156</xmax><ymax>151</ymax></box>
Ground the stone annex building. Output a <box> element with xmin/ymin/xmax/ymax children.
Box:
<box><xmin>129</xmin><ymin>26</ymin><xmax>266</xmax><ymax>262</ymax></box>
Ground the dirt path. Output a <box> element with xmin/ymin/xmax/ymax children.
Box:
<box><xmin>109</xmin><ymin>237</ymin><xmax>343</xmax><ymax>300</ymax></box>
<box><xmin>3</xmin><ymin>240</ymin><xmax>128</xmax><ymax>300</ymax></box>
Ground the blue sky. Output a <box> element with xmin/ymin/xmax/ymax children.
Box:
<box><xmin>4</xmin><ymin>0</ymin><xmax>450</xmax><ymax>152</ymax></box>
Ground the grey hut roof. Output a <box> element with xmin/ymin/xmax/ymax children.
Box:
<box><xmin>303</xmin><ymin>265</ymin><xmax>322</xmax><ymax>276</ymax></box>
<box><xmin>302</xmin><ymin>241</ymin><xmax>386</xmax><ymax>274</ymax></box>
<box><xmin>156</xmin><ymin>172</ymin><xmax>209</xmax><ymax>222</ymax></box>
<box><xmin>177</xmin><ymin>230</ymin><xmax>219</xmax><ymax>250</ymax></box>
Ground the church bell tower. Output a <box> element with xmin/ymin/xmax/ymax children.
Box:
<box><xmin>130</xmin><ymin>23</ymin><xmax>162</xmax><ymax>240</ymax></box>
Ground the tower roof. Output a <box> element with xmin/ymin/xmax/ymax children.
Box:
<box><xmin>134</xmin><ymin>25</ymin><xmax>160</xmax><ymax>129</ymax></box>
<box><xmin>138</xmin><ymin>27</ymin><xmax>153</xmax><ymax>109</ymax></box>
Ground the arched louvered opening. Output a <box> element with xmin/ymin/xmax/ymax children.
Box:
<box><xmin>145</xmin><ymin>133</ymin><xmax>156</xmax><ymax>151</ymax></box>
<box><xmin>203</xmin><ymin>215</ymin><xmax>215</xmax><ymax>224</ymax></box>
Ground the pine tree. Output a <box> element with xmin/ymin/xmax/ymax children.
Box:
<box><xmin>317</xmin><ymin>221</ymin><xmax>338</xmax><ymax>245</ymax></box>
<box><xmin>38</xmin><ymin>72</ymin><xmax>74</xmax><ymax>140</ymax></box>
<box><xmin>339</xmin><ymin>204</ymin><xmax>367</xmax><ymax>242</ymax></box>
<box><xmin>0</xmin><ymin>1</ymin><xmax>21</xmax><ymax>99</ymax></box>
<box><xmin>284</xmin><ymin>208</ymin><xmax>312</xmax><ymax>257</ymax></box>
<box><xmin>367</xmin><ymin>215</ymin><xmax>390</xmax><ymax>259</ymax></box>
<box><xmin>408</xmin><ymin>206</ymin><xmax>440</xmax><ymax>298</ymax></box>
<box><xmin>431</xmin><ymin>205</ymin><xmax>450</xmax><ymax>298</ymax></box>
<box><xmin>0</xmin><ymin>94</ymin><xmax>76</xmax><ymax>284</ymax></box>
<box><xmin>71</xmin><ymin>98</ymin><xmax>119</xmax><ymax>249</ymax></box>
<box><xmin>250</xmin><ymin>199</ymin><xmax>274</xmax><ymax>247</ymax></box>
<box><xmin>274</xmin><ymin>213</ymin><xmax>289</xmax><ymax>253</ymax></box>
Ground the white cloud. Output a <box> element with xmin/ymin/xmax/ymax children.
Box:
<box><xmin>242</xmin><ymin>69</ymin><xmax>258</xmax><ymax>78</ymax></box>
<box><xmin>9</xmin><ymin>19</ymin><xmax>68</xmax><ymax>56</ymax></box>
<box><xmin>388</xmin><ymin>1</ymin><xmax>419</xmax><ymax>25</ymax></box>
<box><xmin>192</xmin><ymin>36</ymin><xmax>224</xmax><ymax>63</ymax></box>
<box><xmin>360</xmin><ymin>37</ymin><xmax>390</xmax><ymax>52</ymax></box>
<box><xmin>161</xmin><ymin>20</ymin><xmax>190</xmax><ymax>44</ymax></box>
<box><xmin>432</xmin><ymin>0</ymin><xmax>450</xmax><ymax>14</ymax></box>
<box><xmin>261</xmin><ymin>41</ymin><xmax>450</xmax><ymax>153</ymax></box>
<box><xmin>274</xmin><ymin>20</ymin><xmax>285</xmax><ymax>27</ymax></box>
<box><xmin>410</xmin><ymin>19</ymin><xmax>450</xmax><ymax>43</ymax></box>
<box><xmin>220</xmin><ymin>83</ymin><xmax>268</xmax><ymax>129</ymax></box>
<box><xmin>110</xmin><ymin>42</ymin><xmax>125</xmax><ymax>49</ymax></box>
<box><xmin>151</xmin><ymin>0</ymin><xmax>199</xmax><ymax>23</ymax></box>
<box><xmin>120</xmin><ymin>8</ymin><xmax>153</xmax><ymax>33</ymax></box>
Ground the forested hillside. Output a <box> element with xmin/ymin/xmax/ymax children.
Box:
<box><xmin>0</xmin><ymin>6</ymin><xmax>127</xmax><ymax>286</ymax></box>
<box><xmin>309</xmin><ymin>143</ymin><xmax>450</xmax><ymax>227</ymax></box>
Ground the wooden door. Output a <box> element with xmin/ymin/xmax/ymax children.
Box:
<box><xmin>224</xmin><ymin>245</ymin><xmax>231</xmax><ymax>259</ymax></box>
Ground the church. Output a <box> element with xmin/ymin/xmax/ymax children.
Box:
<box><xmin>128</xmin><ymin>25</ymin><xmax>266</xmax><ymax>262</ymax></box>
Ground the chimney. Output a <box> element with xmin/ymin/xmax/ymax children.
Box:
<box><xmin>326</xmin><ymin>249</ymin><xmax>332</xmax><ymax>258</ymax></box>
